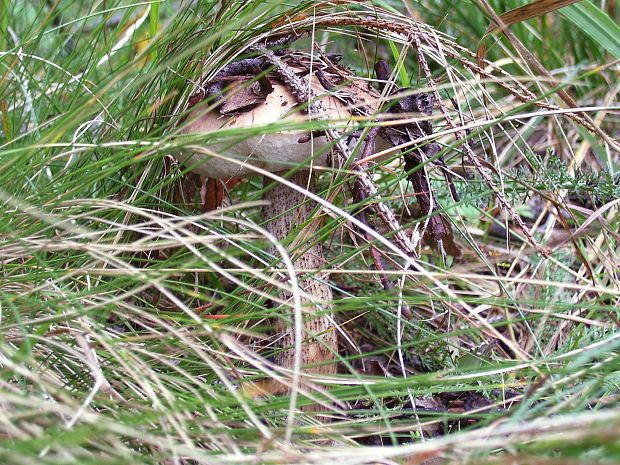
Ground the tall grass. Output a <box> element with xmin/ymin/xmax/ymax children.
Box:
<box><xmin>1</xmin><ymin>1</ymin><xmax>618</xmax><ymax>464</ymax></box>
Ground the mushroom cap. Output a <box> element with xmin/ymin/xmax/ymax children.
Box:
<box><xmin>178</xmin><ymin>71</ymin><xmax>387</xmax><ymax>178</ymax></box>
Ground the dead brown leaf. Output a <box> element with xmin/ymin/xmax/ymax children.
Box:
<box><xmin>477</xmin><ymin>0</ymin><xmax>582</xmax><ymax>63</ymax></box>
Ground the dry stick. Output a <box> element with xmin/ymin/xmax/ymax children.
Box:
<box><xmin>255</xmin><ymin>45</ymin><xmax>417</xmax><ymax>258</ymax></box>
<box><xmin>411</xmin><ymin>32</ymin><xmax>550</xmax><ymax>257</ymax></box>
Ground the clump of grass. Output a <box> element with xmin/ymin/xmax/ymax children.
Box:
<box><xmin>1</xmin><ymin>1</ymin><xmax>618</xmax><ymax>464</ymax></box>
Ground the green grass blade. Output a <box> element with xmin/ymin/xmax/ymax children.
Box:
<box><xmin>561</xmin><ymin>0</ymin><xmax>620</xmax><ymax>58</ymax></box>
<box><xmin>149</xmin><ymin>1</ymin><xmax>160</xmax><ymax>62</ymax></box>
<box><xmin>388</xmin><ymin>40</ymin><xmax>410</xmax><ymax>87</ymax></box>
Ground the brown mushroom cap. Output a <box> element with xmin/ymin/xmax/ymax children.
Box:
<box><xmin>178</xmin><ymin>71</ymin><xmax>387</xmax><ymax>178</ymax></box>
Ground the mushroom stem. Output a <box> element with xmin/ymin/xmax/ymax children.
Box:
<box><xmin>262</xmin><ymin>170</ymin><xmax>337</xmax><ymax>399</ymax></box>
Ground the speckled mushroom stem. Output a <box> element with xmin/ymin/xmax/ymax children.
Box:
<box><xmin>262</xmin><ymin>170</ymin><xmax>337</xmax><ymax>400</ymax></box>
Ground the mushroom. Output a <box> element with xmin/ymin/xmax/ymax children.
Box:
<box><xmin>178</xmin><ymin>62</ymin><xmax>386</xmax><ymax>398</ymax></box>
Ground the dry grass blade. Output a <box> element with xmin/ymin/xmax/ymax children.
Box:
<box><xmin>480</xmin><ymin>0</ymin><xmax>583</xmax><ymax>39</ymax></box>
<box><xmin>475</xmin><ymin>0</ymin><xmax>583</xmax><ymax>71</ymax></box>
<box><xmin>474</xmin><ymin>0</ymin><xmax>620</xmax><ymax>152</ymax></box>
